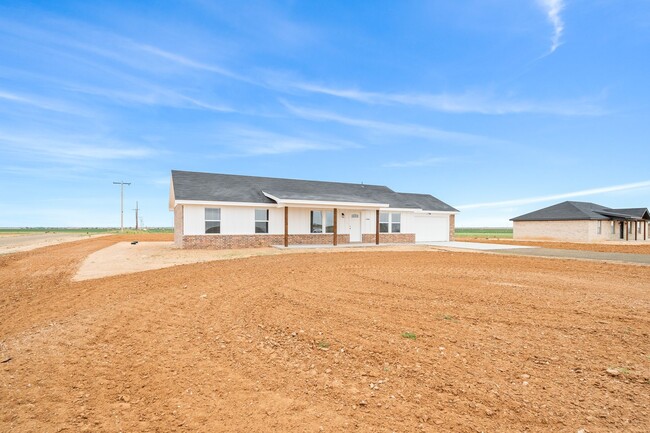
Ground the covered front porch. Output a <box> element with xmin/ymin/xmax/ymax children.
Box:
<box><xmin>279</xmin><ymin>205</ymin><xmax>384</xmax><ymax>247</ymax></box>
<box><xmin>615</xmin><ymin>219</ymin><xmax>649</xmax><ymax>241</ymax></box>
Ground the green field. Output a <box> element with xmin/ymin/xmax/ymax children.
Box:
<box><xmin>0</xmin><ymin>227</ymin><xmax>173</xmax><ymax>235</ymax></box>
<box><xmin>455</xmin><ymin>227</ymin><xmax>513</xmax><ymax>239</ymax></box>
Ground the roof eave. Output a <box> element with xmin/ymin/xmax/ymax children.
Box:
<box><xmin>262</xmin><ymin>191</ymin><xmax>390</xmax><ymax>209</ymax></box>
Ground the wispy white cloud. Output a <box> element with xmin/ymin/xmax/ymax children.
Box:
<box><xmin>457</xmin><ymin>180</ymin><xmax>650</xmax><ymax>210</ymax></box>
<box><xmin>282</xmin><ymin>101</ymin><xmax>503</xmax><ymax>144</ymax></box>
<box><xmin>0</xmin><ymin>89</ymin><xmax>87</xmax><ymax>116</ymax></box>
<box><xmin>291</xmin><ymin>82</ymin><xmax>602</xmax><ymax>116</ymax></box>
<box><xmin>129</xmin><ymin>43</ymin><xmax>255</xmax><ymax>84</ymax></box>
<box><xmin>65</xmin><ymin>83</ymin><xmax>235</xmax><ymax>113</ymax></box>
<box><xmin>0</xmin><ymin>132</ymin><xmax>154</xmax><ymax>163</ymax></box>
<box><xmin>538</xmin><ymin>0</ymin><xmax>565</xmax><ymax>54</ymax></box>
<box><xmin>217</xmin><ymin>127</ymin><xmax>359</xmax><ymax>156</ymax></box>
<box><xmin>382</xmin><ymin>157</ymin><xmax>450</xmax><ymax>168</ymax></box>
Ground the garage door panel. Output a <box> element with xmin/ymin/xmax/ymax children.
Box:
<box><xmin>414</xmin><ymin>215</ymin><xmax>449</xmax><ymax>242</ymax></box>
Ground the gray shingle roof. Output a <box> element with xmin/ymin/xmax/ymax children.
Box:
<box><xmin>609</xmin><ymin>208</ymin><xmax>650</xmax><ymax>219</ymax></box>
<box><xmin>390</xmin><ymin>192</ymin><xmax>458</xmax><ymax>212</ymax></box>
<box><xmin>511</xmin><ymin>201</ymin><xmax>649</xmax><ymax>221</ymax></box>
<box><xmin>171</xmin><ymin>170</ymin><xmax>457</xmax><ymax>212</ymax></box>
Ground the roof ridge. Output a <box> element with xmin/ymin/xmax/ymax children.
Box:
<box><xmin>172</xmin><ymin>169</ymin><xmax>391</xmax><ymax>190</ymax></box>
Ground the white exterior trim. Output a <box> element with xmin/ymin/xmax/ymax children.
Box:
<box><xmin>262</xmin><ymin>191</ymin><xmax>390</xmax><ymax>209</ymax></box>
<box><xmin>415</xmin><ymin>209</ymin><xmax>459</xmax><ymax>215</ymax></box>
<box><xmin>176</xmin><ymin>199</ymin><xmax>284</xmax><ymax>208</ymax></box>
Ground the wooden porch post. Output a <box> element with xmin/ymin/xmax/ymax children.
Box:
<box><xmin>645</xmin><ymin>221</ymin><xmax>647</xmax><ymax>240</ymax></box>
<box><xmin>626</xmin><ymin>221</ymin><xmax>629</xmax><ymax>241</ymax></box>
<box><xmin>635</xmin><ymin>221</ymin><xmax>638</xmax><ymax>241</ymax></box>
<box><xmin>375</xmin><ymin>209</ymin><xmax>380</xmax><ymax>245</ymax></box>
<box><xmin>333</xmin><ymin>208</ymin><xmax>338</xmax><ymax>246</ymax></box>
<box><xmin>284</xmin><ymin>206</ymin><xmax>289</xmax><ymax>247</ymax></box>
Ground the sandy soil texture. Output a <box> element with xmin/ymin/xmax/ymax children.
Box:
<box><xmin>74</xmin><ymin>241</ymin><xmax>441</xmax><ymax>281</ymax></box>
<box><xmin>1</xmin><ymin>236</ymin><xmax>649</xmax><ymax>432</ymax></box>
<box><xmin>458</xmin><ymin>238</ymin><xmax>650</xmax><ymax>254</ymax></box>
<box><xmin>0</xmin><ymin>233</ymin><xmax>110</xmax><ymax>255</ymax></box>
<box><xmin>73</xmin><ymin>242</ymin><xmax>283</xmax><ymax>281</ymax></box>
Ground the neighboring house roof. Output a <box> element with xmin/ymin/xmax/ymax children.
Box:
<box><xmin>511</xmin><ymin>201</ymin><xmax>650</xmax><ymax>221</ymax></box>
<box><xmin>171</xmin><ymin>170</ymin><xmax>458</xmax><ymax>212</ymax></box>
<box><xmin>609</xmin><ymin>208</ymin><xmax>650</xmax><ymax>219</ymax></box>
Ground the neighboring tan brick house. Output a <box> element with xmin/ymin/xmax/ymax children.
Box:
<box><xmin>170</xmin><ymin>170</ymin><xmax>458</xmax><ymax>249</ymax></box>
<box><xmin>511</xmin><ymin>201</ymin><xmax>650</xmax><ymax>242</ymax></box>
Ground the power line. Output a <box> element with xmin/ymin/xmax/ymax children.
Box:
<box><xmin>113</xmin><ymin>181</ymin><xmax>131</xmax><ymax>232</ymax></box>
<box><xmin>133</xmin><ymin>201</ymin><xmax>139</xmax><ymax>230</ymax></box>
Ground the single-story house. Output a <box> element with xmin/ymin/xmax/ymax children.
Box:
<box><xmin>169</xmin><ymin>170</ymin><xmax>458</xmax><ymax>249</ymax></box>
<box><xmin>511</xmin><ymin>201</ymin><xmax>650</xmax><ymax>242</ymax></box>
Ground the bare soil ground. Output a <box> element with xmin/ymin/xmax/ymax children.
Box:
<box><xmin>74</xmin><ymin>242</ymin><xmax>443</xmax><ymax>281</ymax></box>
<box><xmin>1</xmin><ymin>235</ymin><xmax>649</xmax><ymax>432</ymax></box>
<box><xmin>0</xmin><ymin>232</ymin><xmax>110</xmax><ymax>255</ymax></box>
<box><xmin>458</xmin><ymin>238</ymin><xmax>650</xmax><ymax>254</ymax></box>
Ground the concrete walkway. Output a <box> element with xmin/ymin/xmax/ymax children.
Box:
<box><xmin>422</xmin><ymin>241</ymin><xmax>535</xmax><ymax>250</ymax></box>
<box><xmin>275</xmin><ymin>241</ymin><xmax>534</xmax><ymax>250</ymax></box>
<box><xmin>421</xmin><ymin>241</ymin><xmax>650</xmax><ymax>265</ymax></box>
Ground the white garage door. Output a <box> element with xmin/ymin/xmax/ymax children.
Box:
<box><xmin>414</xmin><ymin>214</ymin><xmax>449</xmax><ymax>242</ymax></box>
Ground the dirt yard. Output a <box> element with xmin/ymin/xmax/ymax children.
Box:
<box><xmin>458</xmin><ymin>238</ymin><xmax>650</xmax><ymax>254</ymax></box>
<box><xmin>0</xmin><ymin>232</ymin><xmax>110</xmax><ymax>255</ymax></box>
<box><xmin>1</xmin><ymin>235</ymin><xmax>649</xmax><ymax>432</ymax></box>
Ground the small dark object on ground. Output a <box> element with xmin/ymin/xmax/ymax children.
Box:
<box><xmin>131</xmin><ymin>241</ymin><xmax>138</xmax><ymax>245</ymax></box>
<box><xmin>1</xmin><ymin>357</ymin><xmax>12</xmax><ymax>363</ymax></box>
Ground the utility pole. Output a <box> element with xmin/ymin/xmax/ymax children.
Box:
<box><xmin>133</xmin><ymin>201</ymin><xmax>139</xmax><ymax>230</ymax></box>
<box><xmin>113</xmin><ymin>181</ymin><xmax>131</xmax><ymax>231</ymax></box>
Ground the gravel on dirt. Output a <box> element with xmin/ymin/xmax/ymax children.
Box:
<box><xmin>1</xmin><ymin>234</ymin><xmax>649</xmax><ymax>432</ymax></box>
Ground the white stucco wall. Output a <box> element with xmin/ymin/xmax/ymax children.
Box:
<box><xmin>180</xmin><ymin>204</ymin><xmax>454</xmax><ymax>240</ymax></box>
<box><xmin>183</xmin><ymin>205</ymin><xmax>387</xmax><ymax>236</ymax></box>
<box><xmin>184</xmin><ymin>205</ymin><xmax>285</xmax><ymax>235</ymax></box>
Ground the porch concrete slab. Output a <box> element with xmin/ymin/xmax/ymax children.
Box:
<box><xmin>491</xmin><ymin>247</ymin><xmax>650</xmax><ymax>265</ymax></box>
<box><xmin>421</xmin><ymin>241</ymin><xmax>537</xmax><ymax>250</ymax></box>
<box><xmin>273</xmin><ymin>242</ymin><xmax>412</xmax><ymax>249</ymax></box>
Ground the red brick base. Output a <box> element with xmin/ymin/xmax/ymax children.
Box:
<box><xmin>181</xmin><ymin>234</ymin><xmax>352</xmax><ymax>249</ymax></box>
<box><xmin>174</xmin><ymin>205</ymin><xmax>184</xmax><ymax>248</ymax></box>
<box><xmin>449</xmin><ymin>214</ymin><xmax>455</xmax><ymax>241</ymax></box>
<box><xmin>361</xmin><ymin>233</ymin><xmax>416</xmax><ymax>244</ymax></box>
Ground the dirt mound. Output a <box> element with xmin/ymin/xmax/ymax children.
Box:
<box><xmin>1</xmin><ymin>237</ymin><xmax>648</xmax><ymax>432</ymax></box>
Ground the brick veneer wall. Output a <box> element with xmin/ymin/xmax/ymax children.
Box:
<box><xmin>513</xmin><ymin>220</ymin><xmax>590</xmax><ymax>242</ymax></box>
<box><xmin>361</xmin><ymin>233</ymin><xmax>416</xmax><ymax>243</ymax></box>
<box><xmin>174</xmin><ymin>205</ymin><xmax>183</xmax><ymax>248</ymax></box>
<box><xmin>449</xmin><ymin>214</ymin><xmax>455</xmax><ymax>241</ymax></box>
<box><xmin>181</xmin><ymin>233</ymin><xmax>351</xmax><ymax>249</ymax></box>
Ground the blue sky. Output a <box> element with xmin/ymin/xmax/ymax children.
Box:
<box><xmin>1</xmin><ymin>0</ymin><xmax>649</xmax><ymax>227</ymax></box>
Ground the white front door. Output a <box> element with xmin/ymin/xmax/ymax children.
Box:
<box><xmin>349</xmin><ymin>213</ymin><xmax>362</xmax><ymax>242</ymax></box>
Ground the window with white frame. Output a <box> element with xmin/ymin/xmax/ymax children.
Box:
<box><xmin>310</xmin><ymin>210</ymin><xmax>334</xmax><ymax>233</ymax></box>
<box><xmin>628</xmin><ymin>222</ymin><xmax>633</xmax><ymax>234</ymax></box>
<box><xmin>205</xmin><ymin>208</ymin><xmax>221</xmax><ymax>234</ymax></box>
<box><xmin>597</xmin><ymin>221</ymin><xmax>602</xmax><ymax>235</ymax></box>
<box><xmin>379</xmin><ymin>212</ymin><xmax>401</xmax><ymax>233</ymax></box>
<box><xmin>639</xmin><ymin>222</ymin><xmax>643</xmax><ymax>234</ymax></box>
<box><xmin>611</xmin><ymin>221</ymin><xmax>615</xmax><ymax>234</ymax></box>
<box><xmin>255</xmin><ymin>209</ymin><xmax>269</xmax><ymax>233</ymax></box>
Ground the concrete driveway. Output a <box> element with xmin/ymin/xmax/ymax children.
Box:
<box><xmin>424</xmin><ymin>240</ymin><xmax>650</xmax><ymax>265</ymax></box>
